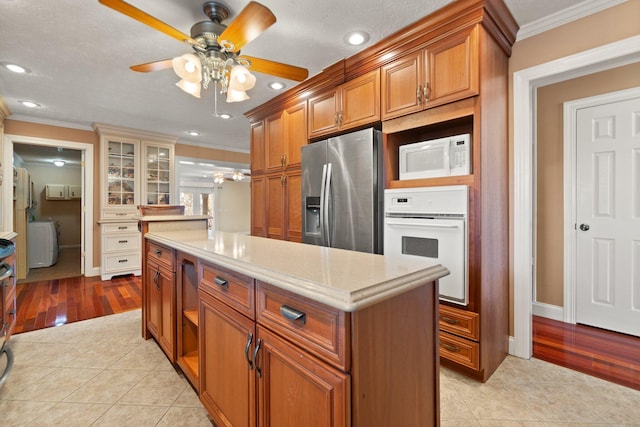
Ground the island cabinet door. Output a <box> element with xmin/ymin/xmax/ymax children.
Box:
<box><xmin>199</xmin><ymin>291</ymin><xmax>257</xmax><ymax>427</ymax></box>
<box><xmin>146</xmin><ymin>260</ymin><xmax>176</xmax><ymax>362</ymax></box>
<box><xmin>255</xmin><ymin>326</ymin><xmax>349</xmax><ymax>427</ymax></box>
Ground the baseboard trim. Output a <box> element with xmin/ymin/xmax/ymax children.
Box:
<box><xmin>532</xmin><ymin>302</ymin><xmax>564</xmax><ymax>321</ymax></box>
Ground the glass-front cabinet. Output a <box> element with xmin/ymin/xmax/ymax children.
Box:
<box><xmin>144</xmin><ymin>144</ymin><xmax>173</xmax><ymax>205</ymax></box>
<box><xmin>107</xmin><ymin>139</ymin><xmax>138</xmax><ymax>208</ymax></box>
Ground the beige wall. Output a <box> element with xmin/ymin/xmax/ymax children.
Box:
<box><xmin>25</xmin><ymin>163</ymin><xmax>82</xmax><ymax>247</ymax></box>
<box><xmin>176</xmin><ymin>143</ymin><xmax>249</xmax><ymax>164</ymax></box>
<box><xmin>215</xmin><ymin>181</ymin><xmax>251</xmax><ymax>233</ymax></box>
<box><xmin>508</xmin><ymin>0</ymin><xmax>640</xmax><ymax>333</ymax></box>
<box><xmin>536</xmin><ymin>63</ymin><xmax>640</xmax><ymax>307</ymax></box>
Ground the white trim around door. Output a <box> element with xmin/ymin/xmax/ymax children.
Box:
<box><xmin>511</xmin><ymin>35</ymin><xmax>640</xmax><ymax>359</ymax></box>
<box><xmin>2</xmin><ymin>134</ymin><xmax>97</xmax><ymax>277</ymax></box>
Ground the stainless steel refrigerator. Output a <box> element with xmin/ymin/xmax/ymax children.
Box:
<box><xmin>301</xmin><ymin>127</ymin><xmax>383</xmax><ymax>254</ymax></box>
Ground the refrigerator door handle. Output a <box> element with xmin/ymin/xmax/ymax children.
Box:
<box><xmin>324</xmin><ymin>163</ymin><xmax>333</xmax><ymax>247</ymax></box>
<box><xmin>319</xmin><ymin>163</ymin><xmax>328</xmax><ymax>246</ymax></box>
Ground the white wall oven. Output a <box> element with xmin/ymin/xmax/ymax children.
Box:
<box><xmin>384</xmin><ymin>186</ymin><xmax>468</xmax><ymax>306</ymax></box>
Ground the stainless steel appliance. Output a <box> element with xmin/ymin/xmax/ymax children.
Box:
<box><xmin>0</xmin><ymin>239</ymin><xmax>15</xmax><ymax>386</ymax></box>
<box><xmin>302</xmin><ymin>127</ymin><xmax>383</xmax><ymax>253</ymax></box>
<box><xmin>384</xmin><ymin>186</ymin><xmax>468</xmax><ymax>305</ymax></box>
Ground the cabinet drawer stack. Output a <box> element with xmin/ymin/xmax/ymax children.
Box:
<box><xmin>439</xmin><ymin>304</ymin><xmax>480</xmax><ymax>370</ymax></box>
<box><xmin>100</xmin><ymin>222</ymin><xmax>141</xmax><ymax>280</ymax></box>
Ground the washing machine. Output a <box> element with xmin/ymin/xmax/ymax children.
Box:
<box><xmin>28</xmin><ymin>220</ymin><xmax>59</xmax><ymax>268</ymax></box>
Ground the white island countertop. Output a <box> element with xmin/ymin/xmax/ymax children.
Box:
<box><xmin>145</xmin><ymin>230</ymin><xmax>448</xmax><ymax>312</ymax></box>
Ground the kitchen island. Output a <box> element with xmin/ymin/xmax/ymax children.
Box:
<box><xmin>141</xmin><ymin>220</ymin><xmax>447</xmax><ymax>427</ymax></box>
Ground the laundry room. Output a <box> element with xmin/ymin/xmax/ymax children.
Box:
<box><xmin>12</xmin><ymin>144</ymin><xmax>82</xmax><ymax>282</ymax></box>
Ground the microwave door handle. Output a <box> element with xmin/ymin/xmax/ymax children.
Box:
<box><xmin>319</xmin><ymin>164</ymin><xmax>328</xmax><ymax>246</ymax></box>
<box><xmin>324</xmin><ymin>163</ymin><xmax>333</xmax><ymax>247</ymax></box>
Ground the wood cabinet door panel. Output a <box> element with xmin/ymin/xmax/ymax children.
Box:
<box><xmin>257</xmin><ymin>326</ymin><xmax>349</xmax><ymax>427</ymax></box>
<box><xmin>265</xmin><ymin>113</ymin><xmax>285</xmax><ymax>172</ymax></box>
<box><xmin>340</xmin><ymin>69</ymin><xmax>380</xmax><ymax>130</ymax></box>
<box><xmin>285</xmin><ymin>171</ymin><xmax>302</xmax><ymax>242</ymax></box>
<box><xmin>284</xmin><ymin>102</ymin><xmax>307</xmax><ymax>169</ymax></box>
<box><xmin>200</xmin><ymin>293</ymin><xmax>256</xmax><ymax>427</ymax></box>
<box><xmin>426</xmin><ymin>25</ymin><xmax>479</xmax><ymax>106</ymax></box>
<box><xmin>381</xmin><ymin>50</ymin><xmax>423</xmax><ymax>120</ymax></box>
<box><xmin>266</xmin><ymin>174</ymin><xmax>285</xmax><ymax>240</ymax></box>
<box><xmin>158</xmin><ymin>265</ymin><xmax>176</xmax><ymax>361</ymax></box>
<box><xmin>251</xmin><ymin>176</ymin><xmax>267</xmax><ymax>237</ymax></box>
<box><xmin>146</xmin><ymin>261</ymin><xmax>162</xmax><ymax>340</ymax></box>
<box><xmin>308</xmin><ymin>89</ymin><xmax>339</xmax><ymax>139</ymax></box>
<box><xmin>251</xmin><ymin>121</ymin><xmax>265</xmax><ymax>174</ymax></box>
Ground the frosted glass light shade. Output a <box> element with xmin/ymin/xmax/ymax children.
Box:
<box><xmin>226</xmin><ymin>88</ymin><xmax>249</xmax><ymax>102</ymax></box>
<box><xmin>172</xmin><ymin>53</ymin><xmax>202</xmax><ymax>83</ymax></box>
<box><xmin>176</xmin><ymin>79</ymin><xmax>201</xmax><ymax>98</ymax></box>
<box><xmin>228</xmin><ymin>65</ymin><xmax>256</xmax><ymax>91</ymax></box>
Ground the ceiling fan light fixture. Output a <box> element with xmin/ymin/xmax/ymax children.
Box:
<box><xmin>228</xmin><ymin>65</ymin><xmax>256</xmax><ymax>92</ymax></box>
<box><xmin>176</xmin><ymin>78</ymin><xmax>201</xmax><ymax>98</ymax></box>
<box><xmin>172</xmin><ymin>53</ymin><xmax>202</xmax><ymax>83</ymax></box>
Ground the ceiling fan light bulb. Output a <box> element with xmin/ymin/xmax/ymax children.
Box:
<box><xmin>172</xmin><ymin>53</ymin><xmax>202</xmax><ymax>83</ymax></box>
<box><xmin>176</xmin><ymin>79</ymin><xmax>201</xmax><ymax>98</ymax></box>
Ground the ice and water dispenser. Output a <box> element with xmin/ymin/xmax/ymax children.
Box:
<box><xmin>304</xmin><ymin>196</ymin><xmax>321</xmax><ymax>236</ymax></box>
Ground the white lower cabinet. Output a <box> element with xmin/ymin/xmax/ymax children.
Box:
<box><xmin>100</xmin><ymin>220</ymin><xmax>141</xmax><ymax>280</ymax></box>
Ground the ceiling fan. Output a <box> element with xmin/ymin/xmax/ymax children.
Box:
<box><xmin>98</xmin><ymin>0</ymin><xmax>309</xmax><ymax>104</ymax></box>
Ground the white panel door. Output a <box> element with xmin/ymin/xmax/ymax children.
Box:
<box><xmin>576</xmin><ymin>95</ymin><xmax>640</xmax><ymax>337</ymax></box>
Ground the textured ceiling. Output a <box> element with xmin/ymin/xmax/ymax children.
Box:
<box><xmin>1</xmin><ymin>0</ymin><xmax>589</xmax><ymax>157</ymax></box>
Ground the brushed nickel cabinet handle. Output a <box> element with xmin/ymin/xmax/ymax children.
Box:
<box><xmin>441</xmin><ymin>343</ymin><xmax>460</xmax><ymax>353</ymax></box>
<box><xmin>253</xmin><ymin>338</ymin><xmax>263</xmax><ymax>378</ymax></box>
<box><xmin>153</xmin><ymin>270</ymin><xmax>160</xmax><ymax>289</ymax></box>
<box><xmin>440</xmin><ymin>316</ymin><xmax>460</xmax><ymax>325</ymax></box>
<box><xmin>416</xmin><ymin>85</ymin><xmax>422</xmax><ymax>104</ymax></box>
<box><xmin>424</xmin><ymin>83</ymin><xmax>430</xmax><ymax>103</ymax></box>
<box><xmin>214</xmin><ymin>276</ymin><xmax>228</xmax><ymax>289</ymax></box>
<box><xmin>245</xmin><ymin>333</ymin><xmax>254</xmax><ymax>369</ymax></box>
<box><xmin>280</xmin><ymin>305</ymin><xmax>306</xmax><ymax>324</ymax></box>
<box><xmin>154</xmin><ymin>249</ymin><xmax>162</xmax><ymax>256</ymax></box>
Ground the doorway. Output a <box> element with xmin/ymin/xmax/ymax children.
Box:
<box><xmin>564</xmin><ymin>88</ymin><xmax>640</xmax><ymax>337</ymax></box>
<box><xmin>512</xmin><ymin>35</ymin><xmax>640</xmax><ymax>359</ymax></box>
<box><xmin>2</xmin><ymin>134</ymin><xmax>95</xmax><ymax>279</ymax></box>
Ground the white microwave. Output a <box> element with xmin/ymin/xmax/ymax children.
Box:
<box><xmin>399</xmin><ymin>133</ymin><xmax>471</xmax><ymax>180</ymax></box>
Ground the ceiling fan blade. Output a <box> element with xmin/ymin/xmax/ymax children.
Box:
<box><xmin>130</xmin><ymin>59</ymin><xmax>174</xmax><ymax>73</ymax></box>
<box><xmin>217</xmin><ymin>2</ymin><xmax>276</xmax><ymax>52</ymax></box>
<box><xmin>99</xmin><ymin>0</ymin><xmax>198</xmax><ymax>46</ymax></box>
<box><xmin>240</xmin><ymin>56</ymin><xmax>308</xmax><ymax>82</ymax></box>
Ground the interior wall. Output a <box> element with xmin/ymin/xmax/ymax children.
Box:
<box><xmin>535</xmin><ymin>62</ymin><xmax>640</xmax><ymax>307</ymax></box>
<box><xmin>508</xmin><ymin>0</ymin><xmax>640</xmax><ymax>335</ymax></box>
<box><xmin>176</xmin><ymin>142</ymin><xmax>249</xmax><ymax>164</ymax></box>
<box><xmin>215</xmin><ymin>181</ymin><xmax>250</xmax><ymax>233</ymax></box>
<box><xmin>23</xmin><ymin>163</ymin><xmax>82</xmax><ymax>247</ymax></box>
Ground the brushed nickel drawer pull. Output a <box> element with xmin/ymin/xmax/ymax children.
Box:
<box><xmin>118</xmin><ymin>240</ymin><xmax>128</xmax><ymax>244</ymax></box>
<box><xmin>253</xmin><ymin>338</ymin><xmax>263</xmax><ymax>378</ymax></box>
<box><xmin>245</xmin><ymin>333</ymin><xmax>254</xmax><ymax>369</ymax></box>
<box><xmin>441</xmin><ymin>343</ymin><xmax>460</xmax><ymax>353</ymax></box>
<box><xmin>118</xmin><ymin>259</ymin><xmax>128</xmax><ymax>263</ymax></box>
<box><xmin>214</xmin><ymin>276</ymin><xmax>229</xmax><ymax>289</ymax></box>
<box><xmin>440</xmin><ymin>316</ymin><xmax>460</xmax><ymax>325</ymax></box>
<box><xmin>280</xmin><ymin>305</ymin><xmax>306</xmax><ymax>324</ymax></box>
<box><xmin>154</xmin><ymin>249</ymin><xmax>162</xmax><ymax>256</ymax></box>
<box><xmin>118</xmin><ymin>226</ymin><xmax>127</xmax><ymax>230</ymax></box>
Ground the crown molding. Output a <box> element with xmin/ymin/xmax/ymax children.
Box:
<box><xmin>516</xmin><ymin>0</ymin><xmax>626</xmax><ymax>41</ymax></box>
<box><xmin>7</xmin><ymin>113</ymin><xmax>94</xmax><ymax>131</ymax></box>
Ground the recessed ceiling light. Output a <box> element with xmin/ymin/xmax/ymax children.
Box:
<box><xmin>219</xmin><ymin>113</ymin><xmax>233</xmax><ymax>119</ymax></box>
<box><xmin>344</xmin><ymin>31</ymin><xmax>370</xmax><ymax>46</ymax></box>
<box><xmin>186</xmin><ymin>130</ymin><xmax>200</xmax><ymax>136</ymax></box>
<box><xmin>19</xmin><ymin>100</ymin><xmax>41</xmax><ymax>108</ymax></box>
<box><xmin>4</xmin><ymin>63</ymin><xmax>29</xmax><ymax>73</ymax></box>
<box><xmin>53</xmin><ymin>160</ymin><xmax>65</xmax><ymax>167</ymax></box>
<box><xmin>268</xmin><ymin>81</ymin><xmax>285</xmax><ymax>90</ymax></box>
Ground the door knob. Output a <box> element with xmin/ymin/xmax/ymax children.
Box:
<box><xmin>579</xmin><ymin>224</ymin><xmax>590</xmax><ymax>231</ymax></box>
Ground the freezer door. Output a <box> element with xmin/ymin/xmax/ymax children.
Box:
<box><xmin>326</xmin><ymin>128</ymin><xmax>379</xmax><ymax>253</ymax></box>
<box><xmin>301</xmin><ymin>141</ymin><xmax>327</xmax><ymax>246</ymax></box>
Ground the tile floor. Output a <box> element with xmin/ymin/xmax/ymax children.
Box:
<box><xmin>1</xmin><ymin>309</ymin><xmax>640</xmax><ymax>426</ymax></box>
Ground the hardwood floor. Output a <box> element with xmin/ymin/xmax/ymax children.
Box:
<box><xmin>14</xmin><ymin>274</ymin><xmax>142</xmax><ymax>334</ymax></box>
<box><xmin>533</xmin><ymin>315</ymin><xmax>640</xmax><ymax>391</ymax></box>
<box><xmin>12</xmin><ymin>276</ymin><xmax>640</xmax><ymax>391</ymax></box>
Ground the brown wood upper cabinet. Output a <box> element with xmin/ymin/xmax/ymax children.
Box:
<box><xmin>381</xmin><ymin>25</ymin><xmax>479</xmax><ymax>121</ymax></box>
<box><xmin>250</xmin><ymin>121</ymin><xmax>264</xmax><ymax>174</ymax></box>
<box><xmin>264</xmin><ymin>100</ymin><xmax>308</xmax><ymax>173</ymax></box>
<box><xmin>308</xmin><ymin>69</ymin><xmax>381</xmax><ymax>139</ymax></box>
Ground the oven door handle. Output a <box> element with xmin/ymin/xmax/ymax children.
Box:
<box><xmin>385</xmin><ymin>219</ymin><xmax>462</xmax><ymax>228</ymax></box>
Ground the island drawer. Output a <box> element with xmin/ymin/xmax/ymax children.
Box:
<box><xmin>439</xmin><ymin>331</ymin><xmax>479</xmax><ymax>370</ymax></box>
<box><xmin>199</xmin><ymin>261</ymin><xmax>255</xmax><ymax>319</ymax></box>
<box><xmin>256</xmin><ymin>281</ymin><xmax>349</xmax><ymax>371</ymax></box>
<box><xmin>146</xmin><ymin>241</ymin><xmax>174</xmax><ymax>270</ymax></box>
<box><xmin>439</xmin><ymin>305</ymin><xmax>479</xmax><ymax>341</ymax></box>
